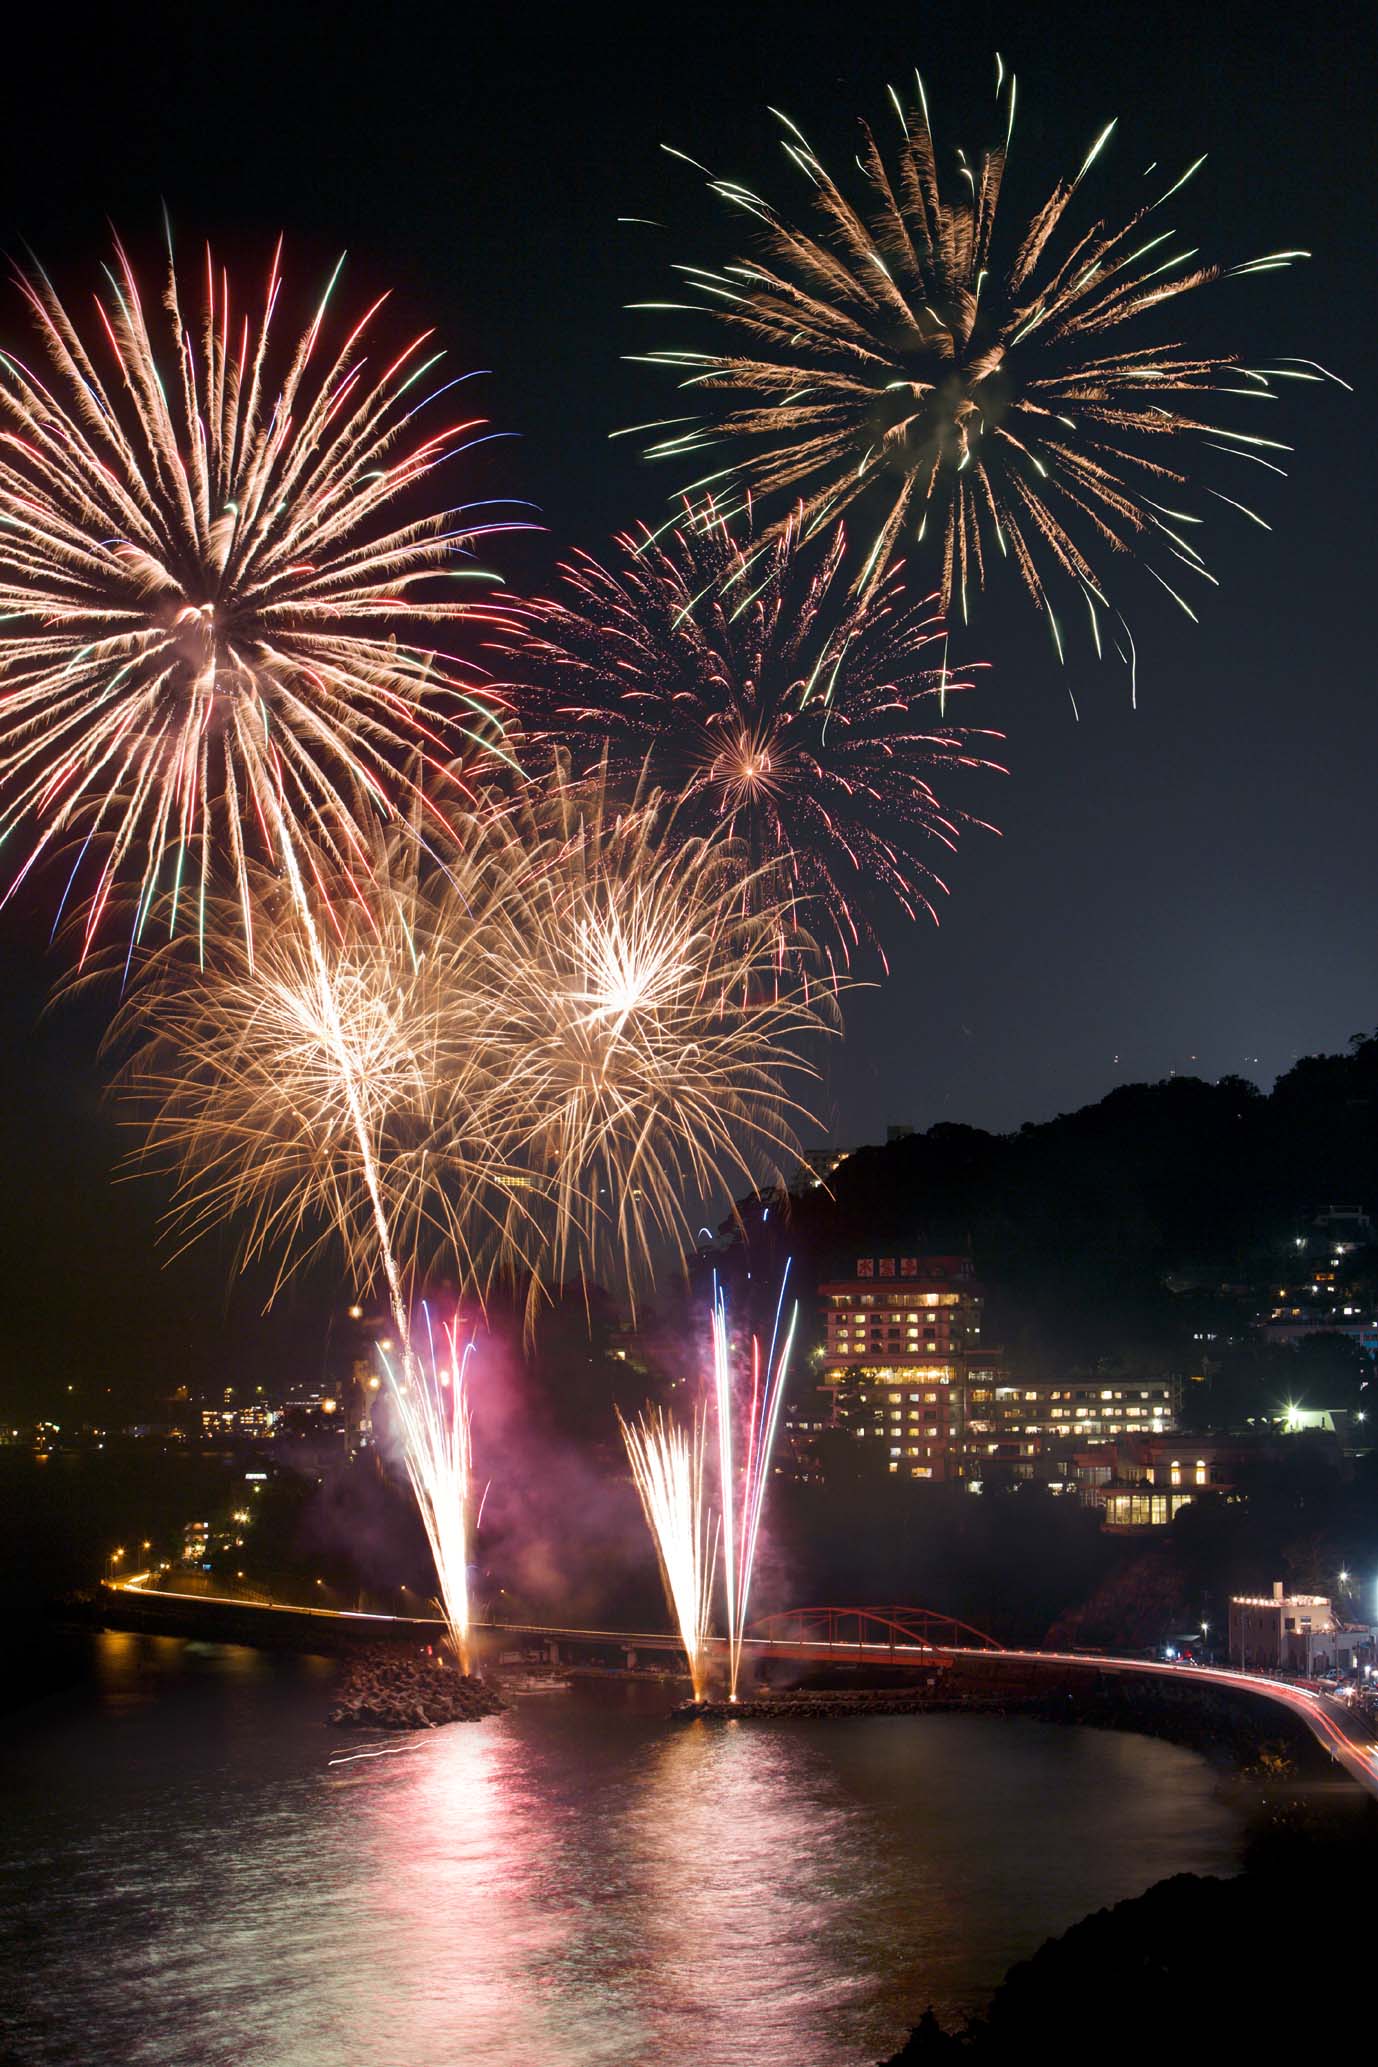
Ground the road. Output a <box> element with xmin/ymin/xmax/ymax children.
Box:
<box><xmin>980</xmin><ymin>1645</ymin><xmax>1378</xmax><ymax>1800</ymax></box>
<box><xmin>106</xmin><ymin>1579</ymin><xmax>1378</xmax><ymax>1799</ymax></box>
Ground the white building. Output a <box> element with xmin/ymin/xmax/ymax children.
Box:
<box><xmin>1228</xmin><ymin>1581</ymin><xmax>1374</xmax><ymax>1675</ymax></box>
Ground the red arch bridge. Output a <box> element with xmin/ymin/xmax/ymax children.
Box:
<box><xmin>445</xmin><ymin>1603</ymin><xmax>1002</xmax><ymax>1670</ymax></box>
<box><xmin>105</xmin><ymin>1576</ymin><xmax>1378</xmax><ymax>1799</ymax></box>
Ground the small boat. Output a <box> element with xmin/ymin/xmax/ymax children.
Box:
<box><xmin>500</xmin><ymin>1672</ymin><xmax>573</xmax><ymax>1695</ymax></box>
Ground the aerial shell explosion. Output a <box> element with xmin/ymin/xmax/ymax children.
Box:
<box><xmin>0</xmin><ymin>231</ymin><xmax>522</xmax><ymax>964</ymax></box>
<box><xmin>635</xmin><ymin>61</ymin><xmax>1343</xmax><ymax>659</ymax></box>
<box><xmin>502</xmin><ymin>504</ymin><xmax>1003</xmax><ymax>970</ymax></box>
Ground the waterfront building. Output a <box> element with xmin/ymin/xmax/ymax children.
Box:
<box><xmin>819</xmin><ymin>1255</ymin><xmax>995</xmax><ymax>1481</ymax></box>
<box><xmin>1228</xmin><ymin>1580</ymin><xmax>1376</xmax><ymax>1675</ymax></box>
<box><xmin>817</xmin><ymin>1255</ymin><xmax>1184</xmax><ymax>1485</ymax></box>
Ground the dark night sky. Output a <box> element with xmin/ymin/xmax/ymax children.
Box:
<box><xmin>0</xmin><ymin>0</ymin><xmax>1372</xmax><ymax>1414</ymax></box>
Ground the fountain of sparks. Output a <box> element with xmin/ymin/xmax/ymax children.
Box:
<box><xmin>379</xmin><ymin>1305</ymin><xmax>476</xmax><ymax>1674</ymax></box>
<box><xmin>619</xmin><ymin>1406</ymin><xmax>718</xmax><ymax>1700</ymax></box>
<box><xmin>712</xmin><ymin>1263</ymin><xmax>798</xmax><ymax>1701</ymax></box>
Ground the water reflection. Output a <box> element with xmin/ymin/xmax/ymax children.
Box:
<box><xmin>623</xmin><ymin>1721</ymin><xmax>896</xmax><ymax>2066</ymax></box>
<box><xmin>336</xmin><ymin>1721</ymin><xmax>572</xmax><ymax>2064</ymax></box>
<box><xmin>0</xmin><ymin>1645</ymin><xmax>1245</xmax><ymax>2067</ymax></box>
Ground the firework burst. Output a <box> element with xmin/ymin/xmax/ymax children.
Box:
<box><xmin>103</xmin><ymin>829</ymin><xmax>520</xmax><ymax>1309</ymax></box>
<box><xmin>110</xmin><ymin>763</ymin><xmax>831</xmax><ymax>1321</ymax></box>
<box><xmin>502</xmin><ymin>505</ymin><xmax>1002</xmax><ymax>968</ymax></box>
<box><xmin>0</xmin><ymin>229</ymin><xmax>524</xmax><ymax>961</ymax></box>
<box><xmin>619</xmin><ymin>1405</ymin><xmax>717</xmax><ymax>1698</ymax></box>
<box><xmin>634</xmin><ymin>62</ymin><xmax>1343</xmax><ymax>654</ymax></box>
<box><xmin>467</xmin><ymin>761</ymin><xmax>834</xmax><ymax>1306</ymax></box>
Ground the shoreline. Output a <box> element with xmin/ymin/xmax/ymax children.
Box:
<box><xmin>672</xmin><ymin>1676</ymin><xmax>1332</xmax><ymax>1778</ymax></box>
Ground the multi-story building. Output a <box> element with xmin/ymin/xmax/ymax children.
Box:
<box><xmin>819</xmin><ymin>1255</ymin><xmax>996</xmax><ymax>1481</ymax></box>
<box><xmin>818</xmin><ymin>1254</ymin><xmax>1187</xmax><ymax>1487</ymax></box>
<box><xmin>968</xmin><ymin>1377</ymin><xmax>1177</xmax><ymax>1466</ymax></box>
<box><xmin>775</xmin><ymin>1372</ymin><xmax>832</xmax><ymax>1483</ymax></box>
<box><xmin>200</xmin><ymin>1399</ymin><xmax>282</xmax><ymax>1440</ymax></box>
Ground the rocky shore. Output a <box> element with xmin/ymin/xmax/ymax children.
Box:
<box><xmin>329</xmin><ymin>1646</ymin><xmax>507</xmax><ymax>1729</ymax></box>
<box><xmin>674</xmin><ymin>1686</ymin><xmax>991</xmax><ymax>1722</ymax></box>
<box><xmin>671</xmin><ymin>1678</ymin><xmax>1325</xmax><ymax>1774</ymax></box>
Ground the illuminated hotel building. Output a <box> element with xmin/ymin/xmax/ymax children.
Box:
<box><xmin>820</xmin><ymin>1255</ymin><xmax>995</xmax><ymax>1480</ymax></box>
<box><xmin>819</xmin><ymin>1255</ymin><xmax>1179</xmax><ymax>1485</ymax></box>
<box><xmin>969</xmin><ymin>1378</ymin><xmax>1178</xmax><ymax>1469</ymax></box>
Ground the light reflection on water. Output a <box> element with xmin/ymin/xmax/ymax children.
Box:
<box><xmin>0</xmin><ymin>1636</ymin><xmax>1244</xmax><ymax>2067</ymax></box>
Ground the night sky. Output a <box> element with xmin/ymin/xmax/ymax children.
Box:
<box><xmin>0</xmin><ymin>0</ymin><xmax>1371</xmax><ymax>1414</ymax></box>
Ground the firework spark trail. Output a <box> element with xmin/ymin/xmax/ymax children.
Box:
<box><xmin>379</xmin><ymin>1305</ymin><xmax>476</xmax><ymax>1672</ymax></box>
<box><xmin>712</xmin><ymin>1264</ymin><xmax>798</xmax><ymax>1700</ymax></box>
<box><xmin>145</xmin><ymin>808</ymin><xmax>474</xmax><ymax>1667</ymax></box>
<box><xmin>0</xmin><ymin>228</ymin><xmax>526</xmax><ymax>962</ymax></box>
<box><xmin>619</xmin><ymin>1405</ymin><xmax>717</xmax><ymax>1700</ymax></box>
<box><xmin>271</xmin><ymin>799</ymin><xmax>415</xmax><ymax>1356</ymax></box>
<box><xmin>106</xmin><ymin>823</ymin><xmax>491</xmax><ymax>1667</ymax></box>
<box><xmin>634</xmin><ymin>62</ymin><xmax>1346</xmax><ymax>651</ymax></box>
<box><xmin>500</xmin><ymin>504</ymin><xmax>1003</xmax><ymax>969</ymax></box>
